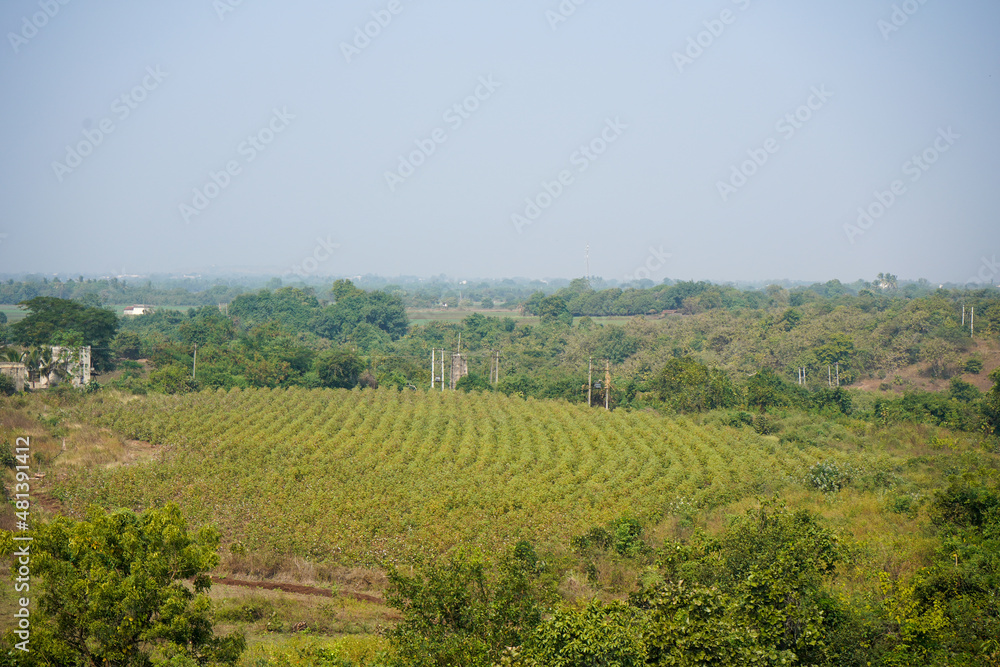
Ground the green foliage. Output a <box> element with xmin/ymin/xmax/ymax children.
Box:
<box><xmin>0</xmin><ymin>439</ymin><xmax>16</xmax><ymax>468</ymax></box>
<box><xmin>229</xmin><ymin>286</ymin><xmax>320</xmax><ymax>332</ymax></box>
<box><xmin>112</xmin><ymin>330</ymin><xmax>143</xmax><ymax>360</ymax></box>
<box><xmin>385</xmin><ymin>544</ymin><xmax>550</xmax><ymax>667</ymax></box>
<box><xmin>931</xmin><ymin>477</ymin><xmax>999</xmax><ymax>528</ymax></box>
<box><xmin>948</xmin><ymin>377</ymin><xmax>980</xmax><ymax>403</ymax></box>
<box><xmin>747</xmin><ymin>369</ymin><xmax>793</xmax><ymax>411</ymax></box>
<box><xmin>1</xmin><ymin>504</ymin><xmax>244</xmax><ymax>666</ymax></box>
<box><xmin>637</xmin><ymin>580</ymin><xmax>781</xmax><ymax>666</ymax></box>
<box><xmin>315</xmin><ymin>348</ymin><xmax>365</xmax><ymax>389</ymax></box>
<box><xmin>149</xmin><ymin>364</ymin><xmax>197</xmax><ymax>394</ymax></box>
<box><xmin>653</xmin><ymin>356</ymin><xmax>738</xmax><ymax>413</ymax></box>
<box><xmin>807</xmin><ymin>460</ymin><xmax>851</xmax><ymax>493</ymax></box>
<box><xmin>874</xmin><ymin>390</ymin><xmax>983</xmax><ymax>432</ymax></box>
<box><xmin>963</xmin><ymin>357</ymin><xmax>984</xmax><ymax>374</ymax></box>
<box><xmin>9</xmin><ymin>296</ymin><xmax>118</xmax><ymax>370</ymax></box>
<box><xmin>520</xmin><ymin>601</ymin><xmax>645</xmax><ymax>667</ymax></box>
<box><xmin>653</xmin><ymin>501</ymin><xmax>841</xmax><ymax>664</ymax></box>
<box><xmin>983</xmin><ymin>367</ymin><xmax>1000</xmax><ymax>435</ymax></box>
<box><xmin>456</xmin><ymin>372</ymin><xmax>492</xmax><ymax>392</ymax></box>
<box><xmin>596</xmin><ymin>326</ymin><xmax>639</xmax><ymax>364</ymax></box>
<box><xmin>810</xmin><ymin>387</ymin><xmax>853</xmax><ymax>415</ymax></box>
<box><xmin>779</xmin><ymin>308</ymin><xmax>802</xmax><ymax>330</ymax></box>
<box><xmin>572</xmin><ymin>517</ymin><xmax>647</xmax><ymax>558</ymax></box>
<box><xmin>0</xmin><ymin>373</ymin><xmax>15</xmax><ymax>396</ymax></box>
<box><xmin>314</xmin><ymin>281</ymin><xmax>409</xmax><ymax>342</ymax></box>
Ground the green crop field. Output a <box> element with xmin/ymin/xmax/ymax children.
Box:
<box><xmin>53</xmin><ymin>387</ymin><xmax>826</xmax><ymax>564</ymax></box>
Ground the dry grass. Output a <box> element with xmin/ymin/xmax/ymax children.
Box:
<box><xmin>220</xmin><ymin>552</ymin><xmax>388</xmax><ymax>595</ymax></box>
<box><xmin>209</xmin><ymin>582</ymin><xmax>397</xmax><ymax>638</ymax></box>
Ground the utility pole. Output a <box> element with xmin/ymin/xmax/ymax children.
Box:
<box><xmin>431</xmin><ymin>348</ymin><xmax>436</xmax><ymax>389</ymax></box>
<box><xmin>588</xmin><ymin>357</ymin><xmax>592</xmax><ymax>407</ymax></box>
<box><xmin>971</xmin><ymin>307</ymin><xmax>975</xmax><ymax>337</ymax></box>
<box><xmin>836</xmin><ymin>362</ymin><xmax>839</xmax><ymax>387</ymax></box>
<box><xmin>441</xmin><ymin>351</ymin><xmax>445</xmax><ymax>392</ymax></box>
<box><xmin>962</xmin><ymin>304</ymin><xmax>966</xmax><ymax>326</ymax></box>
<box><xmin>192</xmin><ymin>344</ymin><xmax>197</xmax><ymax>381</ymax></box>
<box><xmin>492</xmin><ymin>350</ymin><xmax>500</xmax><ymax>385</ymax></box>
<box><xmin>605</xmin><ymin>359</ymin><xmax>610</xmax><ymax>410</ymax></box>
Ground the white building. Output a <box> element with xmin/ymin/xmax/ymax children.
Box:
<box><xmin>123</xmin><ymin>305</ymin><xmax>154</xmax><ymax>316</ymax></box>
<box><xmin>0</xmin><ymin>362</ymin><xmax>27</xmax><ymax>392</ymax></box>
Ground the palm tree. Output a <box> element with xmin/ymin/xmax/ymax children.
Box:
<box><xmin>24</xmin><ymin>347</ymin><xmax>41</xmax><ymax>389</ymax></box>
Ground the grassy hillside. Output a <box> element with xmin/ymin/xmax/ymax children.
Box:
<box><xmin>40</xmin><ymin>387</ymin><xmax>833</xmax><ymax>564</ymax></box>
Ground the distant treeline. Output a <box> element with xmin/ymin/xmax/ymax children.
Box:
<box><xmin>1</xmin><ymin>273</ymin><xmax>992</xmax><ymax>316</ymax></box>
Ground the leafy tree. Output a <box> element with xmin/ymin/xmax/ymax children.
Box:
<box><xmin>148</xmin><ymin>364</ymin><xmax>197</xmax><ymax>394</ymax></box>
<box><xmin>520</xmin><ymin>600</ymin><xmax>645</xmax><ymax>667</ymax></box>
<box><xmin>315</xmin><ymin>348</ymin><xmax>364</xmax><ymax>389</ymax></box>
<box><xmin>538</xmin><ymin>295</ymin><xmax>572</xmax><ymax>326</ymax></box>
<box><xmin>386</xmin><ymin>544</ymin><xmax>550</xmax><ymax>667</ymax></box>
<box><xmin>112</xmin><ymin>330</ymin><xmax>143</xmax><ymax>360</ymax></box>
<box><xmin>811</xmin><ymin>387</ymin><xmax>853</xmax><ymax>415</ymax></box>
<box><xmin>948</xmin><ymin>377</ymin><xmax>980</xmax><ymax>403</ymax></box>
<box><xmin>0</xmin><ymin>504</ymin><xmax>244</xmax><ymax>666</ymax></box>
<box><xmin>746</xmin><ymin>368</ymin><xmax>793</xmax><ymax>411</ymax></box>
<box><xmin>636</xmin><ymin>580</ymin><xmax>776</xmax><ymax>667</ymax></box>
<box><xmin>456</xmin><ymin>372</ymin><xmax>491</xmax><ymax>393</ymax></box>
<box><xmin>9</xmin><ymin>296</ymin><xmax>118</xmax><ymax>370</ymax></box>
<box><xmin>653</xmin><ymin>356</ymin><xmax>738</xmax><ymax>412</ymax></box>
<box><xmin>652</xmin><ymin>501</ymin><xmax>840</xmax><ymax>665</ymax></box>
<box><xmin>779</xmin><ymin>308</ymin><xmax>801</xmax><ymax>330</ymax></box>
<box><xmin>597</xmin><ymin>326</ymin><xmax>640</xmax><ymax>365</ymax></box>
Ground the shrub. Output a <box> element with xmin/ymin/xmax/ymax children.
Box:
<box><xmin>807</xmin><ymin>460</ymin><xmax>851</xmax><ymax>493</ymax></box>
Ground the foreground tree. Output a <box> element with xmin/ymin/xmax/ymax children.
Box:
<box><xmin>1</xmin><ymin>504</ymin><xmax>244</xmax><ymax>666</ymax></box>
<box><xmin>9</xmin><ymin>296</ymin><xmax>118</xmax><ymax>370</ymax></box>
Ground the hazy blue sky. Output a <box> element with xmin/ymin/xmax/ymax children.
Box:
<box><xmin>1</xmin><ymin>0</ymin><xmax>998</xmax><ymax>284</ymax></box>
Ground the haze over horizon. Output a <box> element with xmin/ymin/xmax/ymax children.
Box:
<box><xmin>1</xmin><ymin>1</ymin><xmax>998</xmax><ymax>285</ymax></box>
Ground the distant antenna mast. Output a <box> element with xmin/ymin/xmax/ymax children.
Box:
<box><xmin>585</xmin><ymin>244</ymin><xmax>590</xmax><ymax>281</ymax></box>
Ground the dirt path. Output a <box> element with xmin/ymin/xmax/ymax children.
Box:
<box><xmin>210</xmin><ymin>576</ymin><xmax>388</xmax><ymax>606</ymax></box>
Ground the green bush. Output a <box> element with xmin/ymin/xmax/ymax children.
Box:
<box><xmin>520</xmin><ymin>600</ymin><xmax>645</xmax><ymax>667</ymax></box>
<box><xmin>385</xmin><ymin>544</ymin><xmax>552</xmax><ymax>667</ymax></box>
<box><xmin>964</xmin><ymin>357</ymin><xmax>984</xmax><ymax>374</ymax></box>
<box><xmin>807</xmin><ymin>460</ymin><xmax>851</xmax><ymax>493</ymax></box>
